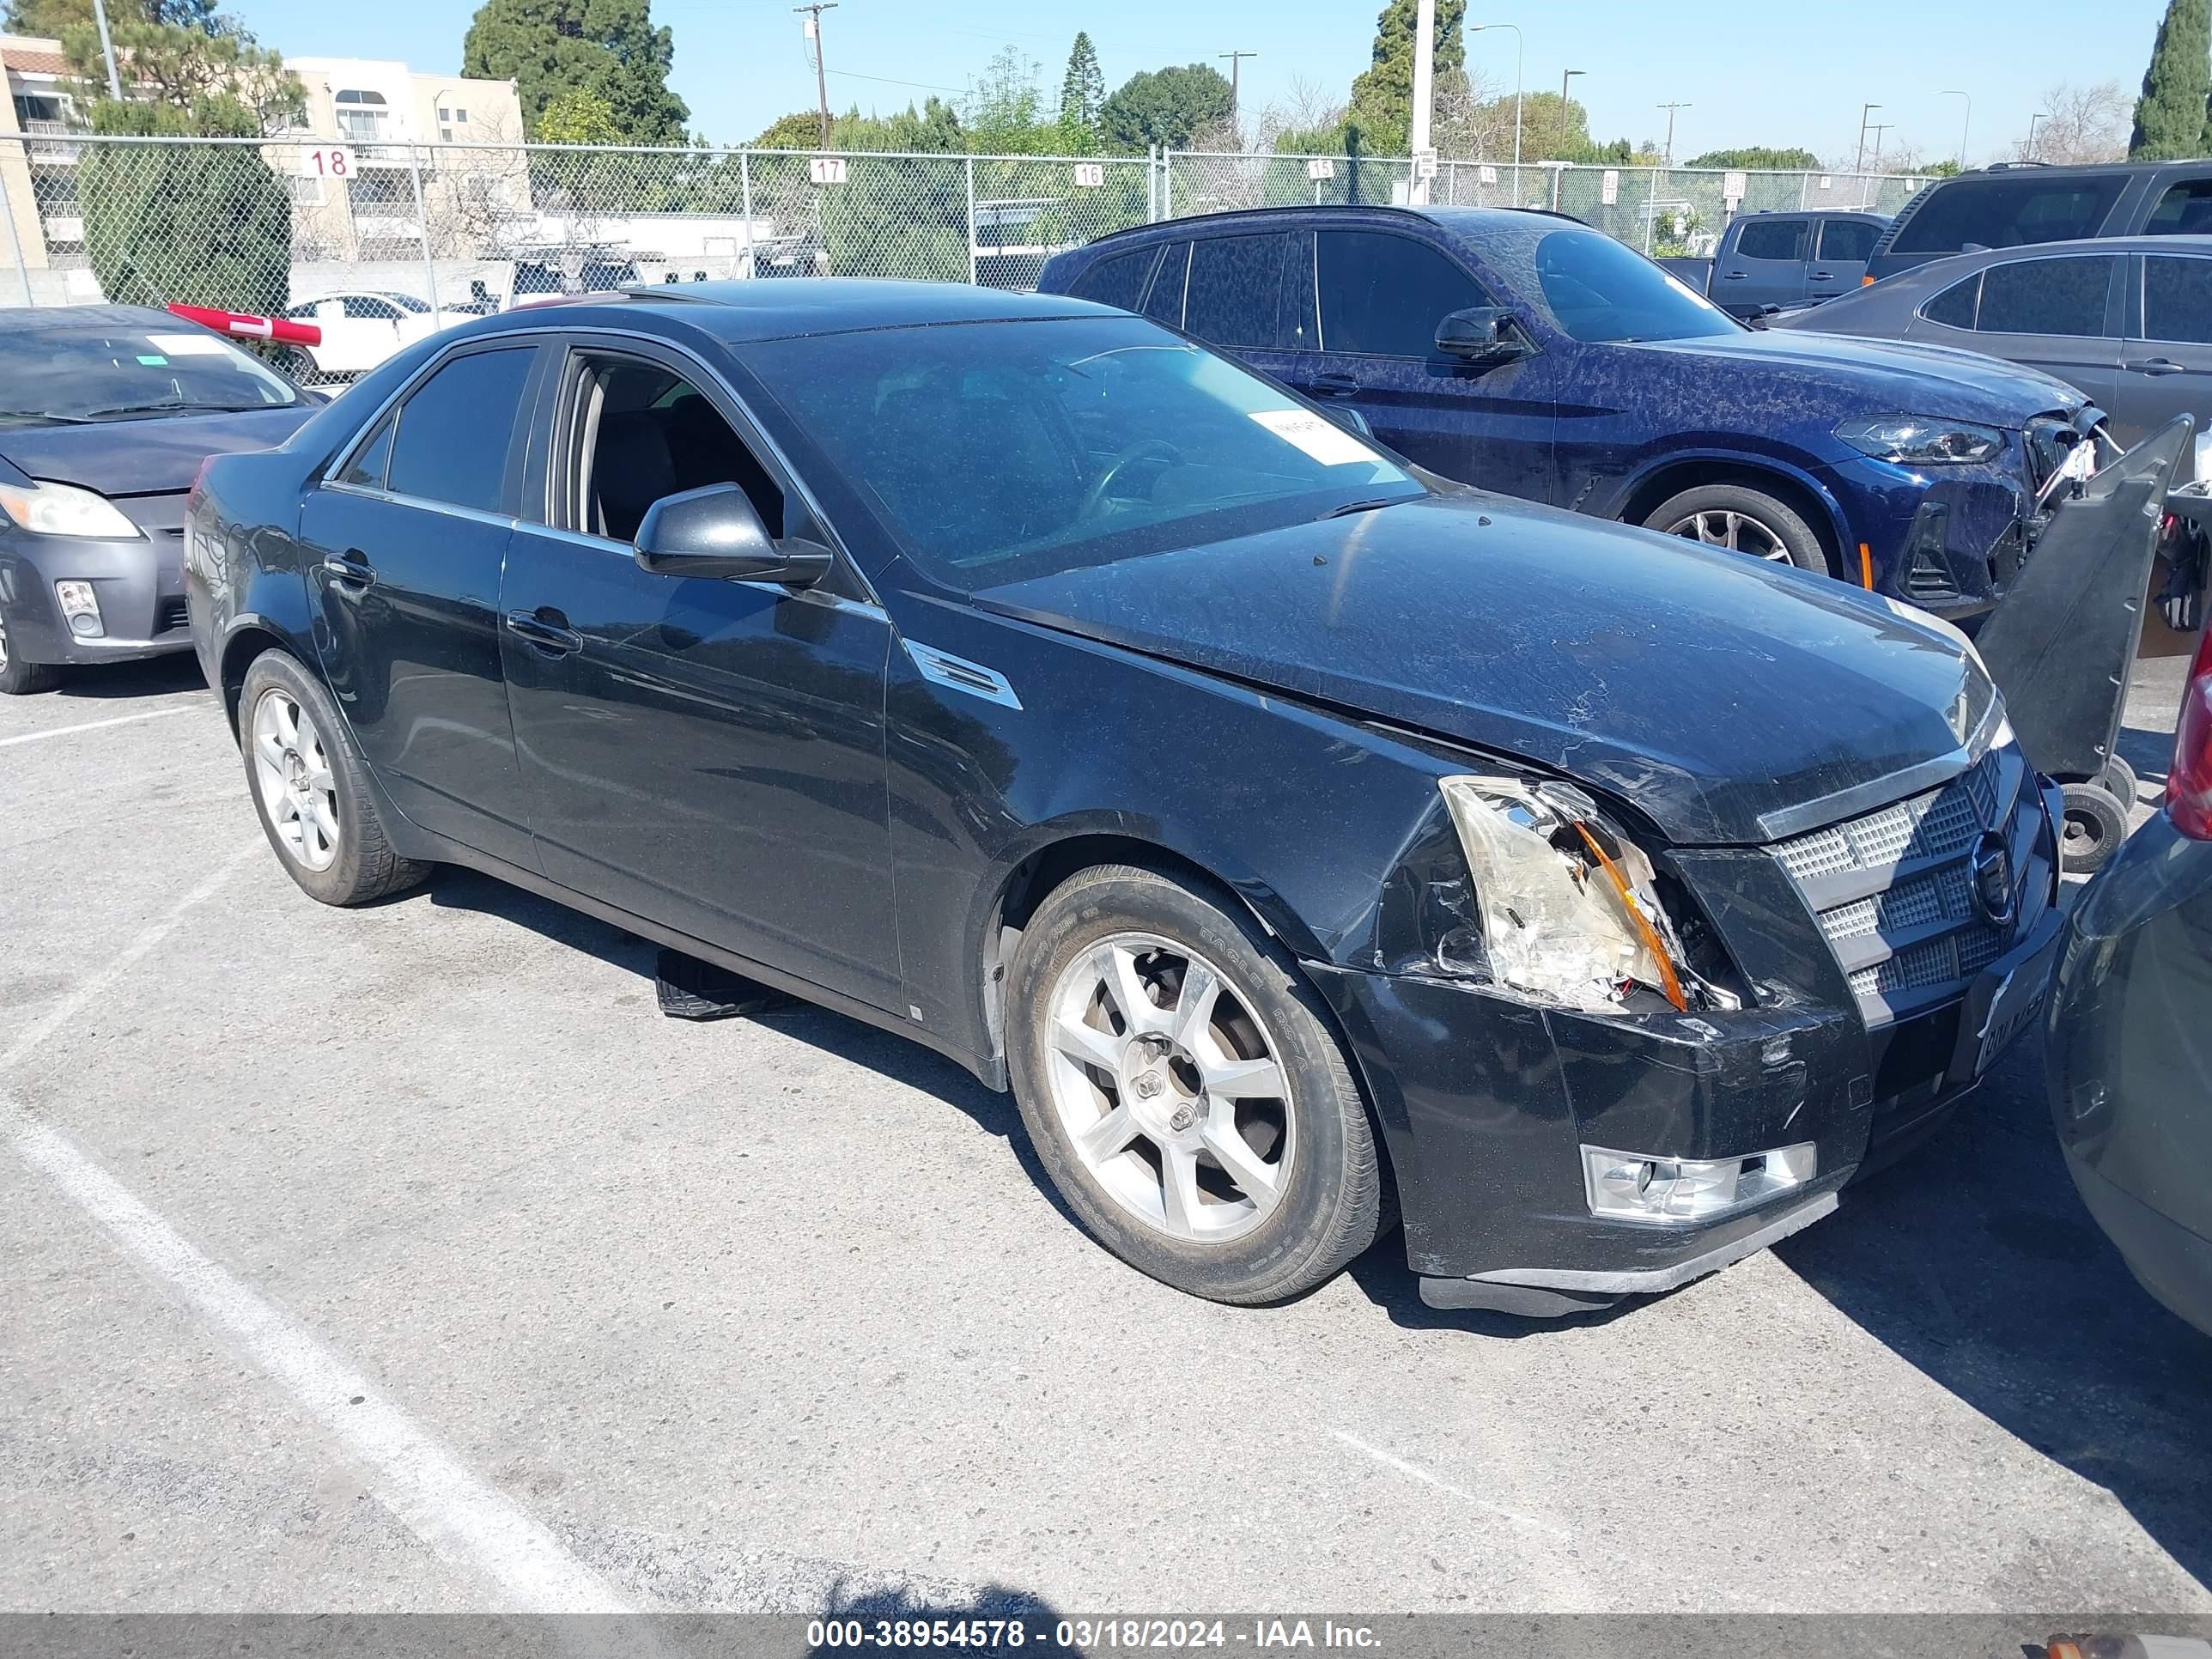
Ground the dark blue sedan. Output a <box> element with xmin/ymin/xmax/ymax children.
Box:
<box><xmin>1038</xmin><ymin>207</ymin><xmax>2101</xmax><ymax>623</ymax></box>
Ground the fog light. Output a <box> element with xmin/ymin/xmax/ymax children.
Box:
<box><xmin>1583</xmin><ymin>1141</ymin><xmax>1816</xmax><ymax>1224</ymax></box>
<box><xmin>54</xmin><ymin>580</ymin><xmax>103</xmax><ymax>638</ymax></box>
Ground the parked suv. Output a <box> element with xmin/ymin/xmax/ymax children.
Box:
<box><xmin>1660</xmin><ymin>209</ymin><xmax>1889</xmax><ymax>318</ymax></box>
<box><xmin>1038</xmin><ymin>206</ymin><xmax>2098</xmax><ymax>620</ymax></box>
<box><xmin>1866</xmin><ymin>160</ymin><xmax>2212</xmax><ymax>283</ymax></box>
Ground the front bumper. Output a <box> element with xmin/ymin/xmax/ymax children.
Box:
<box><xmin>1308</xmin><ymin>895</ymin><xmax>2067</xmax><ymax>1312</ymax></box>
<box><xmin>0</xmin><ymin>526</ymin><xmax>192</xmax><ymax>665</ymax></box>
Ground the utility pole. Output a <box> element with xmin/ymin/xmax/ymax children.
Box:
<box><xmin>794</xmin><ymin>2</ymin><xmax>838</xmax><ymax>150</ymax></box>
<box><xmin>1657</xmin><ymin>100</ymin><xmax>1690</xmax><ymax>164</ymax></box>
<box><xmin>1853</xmin><ymin>101</ymin><xmax>1881</xmax><ymax>174</ymax></box>
<box><xmin>1218</xmin><ymin>50</ymin><xmax>1258</xmax><ymax>122</ymax></box>
<box><xmin>90</xmin><ymin>0</ymin><xmax>122</xmax><ymax>100</ymax></box>
<box><xmin>1409</xmin><ymin>0</ymin><xmax>1435</xmax><ymax>204</ymax></box>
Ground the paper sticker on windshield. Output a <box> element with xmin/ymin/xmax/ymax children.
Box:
<box><xmin>1249</xmin><ymin>408</ymin><xmax>1374</xmax><ymax>466</ymax></box>
<box><xmin>144</xmin><ymin>332</ymin><xmax>229</xmax><ymax>356</ymax></box>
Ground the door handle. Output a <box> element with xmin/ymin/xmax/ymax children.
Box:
<box><xmin>2126</xmin><ymin>358</ymin><xmax>2186</xmax><ymax>376</ymax></box>
<box><xmin>322</xmin><ymin>552</ymin><xmax>374</xmax><ymax>589</ymax></box>
<box><xmin>503</xmin><ymin>609</ymin><xmax>585</xmax><ymax>656</ymax></box>
<box><xmin>1304</xmin><ymin>372</ymin><xmax>1359</xmax><ymax>398</ymax></box>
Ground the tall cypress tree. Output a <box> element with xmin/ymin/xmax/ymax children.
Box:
<box><xmin>2130</xmin><ymin>0</ymin><xmax>2211</xmax><ymax>161</ymax></box>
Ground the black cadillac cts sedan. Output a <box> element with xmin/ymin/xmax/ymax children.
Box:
<box><xmin>187</xmin><ymin>281</ymin><xmax>2065</xmax><ymax>1314</ymax></box>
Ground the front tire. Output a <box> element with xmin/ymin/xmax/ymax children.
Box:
<box><xmin>1006</xmin><ymin>864</ymin><xmax>1385</xmax><ymax>1305</ymax></box>
<box><xmin>240</xmin><ymin>650</ymin><xmax>428</xmax><ymax>905</ymax></box>
<box><xmin>0</xmin><ymin>610</ymin><xmax>64</xmax><ymax>695</ymax></box>
<box><xmin>1644</xmin><ymin>483</ymin><xmax>1832</xmax><ymax>575</ymax></box>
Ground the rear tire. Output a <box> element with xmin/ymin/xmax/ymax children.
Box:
<box><xmin>0</xmin><ymin>611</ymin><xmax>64</xmax><ymax>696</ymax></box>
<box><xmin>2058</xmin><ymin>781</ymin><xmax>2130</xmax><ymax>876</ymax></box>
<box><xmin>239</xmin><ymin>650</ymin><xmax>428</xmax><ymax>906</ymax></box>
<box><xmin>1644</xmin><ymin>482</ymin><xmax>1832</xmax><ymax>575</ymax></box>
<box><xmin>1006</xmin><ymin>863</ymin><xmax>1384</xmax><ymax>1305</ymax></box>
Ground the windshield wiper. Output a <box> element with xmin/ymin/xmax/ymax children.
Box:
<box><xmin>1317</xmin><ymin>497</ymin><xmax>1400</xmax><ymax>520</ymax></box>
<box><xmin>79</xmin><ymin>400</ymin><xmax>285</xmax><ymax>420</ymax></box>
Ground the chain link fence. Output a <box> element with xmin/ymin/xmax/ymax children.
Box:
<box><xmin>0</xmin><ymin>133</ymin><xmax>1928</xmax><ymax>386</ymax></box>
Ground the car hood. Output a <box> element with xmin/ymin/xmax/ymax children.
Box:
<box><xmin>0</xmin><ymin>406</ymin><xmax>313</xmax><ymax>497</ymax></box>
<box><xmin>1632</xmin><ymin>328</ymin><xmax>2087</xmax><ymax>428</ymax></box>
<box><xmin>972</xmin><ymin>494</ymin><xmax>1993</xmax><ymax>847</ymax></box>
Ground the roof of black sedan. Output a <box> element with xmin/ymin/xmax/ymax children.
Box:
<box><xmin>482</xmin><ymin>277</ymin><xmax>1120</xmax><ymax>343</ymax></box>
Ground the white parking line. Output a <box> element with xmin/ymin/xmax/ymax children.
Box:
<box><xmin>0</xmin><ymin>704</ymin><xmax>195</xmax><ymax>750</ymax></box>
<box><xmin>1</xmin><ymin>845</ymin><xmax>637</xmax><ymax>1619</ymax></box>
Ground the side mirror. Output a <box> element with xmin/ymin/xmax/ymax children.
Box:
<box><xmin>633</xmin><ymin>483</ymin><xmax>832</xmax><ymax>586</ymax></box>
<box><xmin>1435</xmin><ymin>307</ymin><xmax>1528</xmax><ymax>366</ymax></box>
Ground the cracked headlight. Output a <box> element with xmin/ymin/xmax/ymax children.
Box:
<box><xmin>1437</xmin><ymin>775</ymin><xmax>1711</xmax><ymax>1015</ymax></box>
<box><xmin>1834</xmin><ymin>415</ymin><xmax>2005</xmax><ymax>466</ymax></box>
<box><xmin>0</xmin><ymin>478</ymin><xmax>143</xmax><ymax>539</ymax></box>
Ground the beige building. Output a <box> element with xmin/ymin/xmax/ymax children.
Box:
<box><xmin>1</xmin><ymin>35</ymin><xmax>526</xmax><ymax>298</ymax></box>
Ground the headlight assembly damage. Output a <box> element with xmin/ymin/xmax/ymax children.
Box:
<box><xmin>1429</xmin><ymin>775</ymin><xmax>1735</xmax><ymax>1016</ymax></box>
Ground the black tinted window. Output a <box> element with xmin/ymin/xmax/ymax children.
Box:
<box><xmin>1070</xmin><ymin>246</ymin><xmax>1159</xmax><ymax>312</ymax></box>
<box><xmin>1142</xmin><ymin>243</ymin><xmax>1189</xmax><ymax>325</ymax></box>
<box><xmin>1735</xmin><ymin>219</ymin><xmax>1808</xmax><ymax>261</ymax></box>
<box><xmin>2143</xmin><ymin>255</ymin><xmax>2212</xmax><ymax>343</ymax></box>
<box><xmin>339</xmin><ymin>413</ymin><xmax>395</xmax><ymax>489</ymax></box>
<box><xmin>1920</xmin><ymin>273</ymin><xmax>1980</xmax><ymax>329</ymax></box>
<box><xmin>1184</xmin><ymin>232</ymin><xmax>1288</xmax><ymax>348</ymax></box>
<box><xmin>1817</xmin><ymin>219</ymin><xmax>1880</xmax><ymax>262</ymax></box>
<box><xmin>1976</xmin><ymin>256</ymin><xmax>2113</xmax><ymax>337</ymax></box>
<box><xmin>2144</xmin><ymin>177</ymin><xmax>2212</xmax><ymax>234</ymax></box>
<box><xmin>1890</xmin><ymin>175</ymin><xmax>2127</xmax><ymax>254</ymax></box>
<box><xmin>1317</xmin><ymin>230</ymin><xmax>1484</xmax><ymax>356</ymax></box>
<box><xmin>387</xmin><ymin>348</ymin><xmax>534</xmax><ymax>513</ymax></box>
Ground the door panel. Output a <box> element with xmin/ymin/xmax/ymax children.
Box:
<box><xmin>1298</xmin><ymin>227</ymin><xmax>1557</xmax><ymax>501</ymax></box>
<box><xmin>1716</xmin><ymin>216</ymin><xmax>1809</xmax><ymax>313</ymax></box>
<box><xmin>501</xmin><ymin>532</ymin><xmax>901</xmax><ymax>1008</ymax></box>
<box><xmin>303</xmin><ymin>343</ymin><xmax>542</xmax><ymax>866</ymax></box>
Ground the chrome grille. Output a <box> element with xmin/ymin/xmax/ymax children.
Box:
<box><xmin>1771</xmin><ymin>748</ymin><xmax>2039</xmax><ymax>1024</ymax></box>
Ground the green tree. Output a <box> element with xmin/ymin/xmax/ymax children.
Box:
<box><xmin>462</xmin><ymin>0</ymin><xmax>688</xmax><ymax>144</ymax></box>
<box><xmin>2130</xmin><ymin>0</ymin><xmax>2211</xmax><ymax>160</ymax></box>
<box><xmin>1058</xmin><ymin>31</ymin><xmax>1104</xmax><ymax>152</ymax></box>
<box><xmin>51</xmin><ymin>11</ymin><xmax>301</xmax><ymax>315</ymax></box>
<box><xmin>1681</xmin><ymin>146</ymin><xmax>1820</xmax><ymax>171</ymax></box>
<box><xmin>1099</xmin><ymin>63</ymin><xmax>1233</xmax><ymax>149</ymax></box>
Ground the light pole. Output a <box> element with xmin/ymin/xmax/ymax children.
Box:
<box><xmin>1940</xmin><ymin>88</ymin><xmax>1972</xmax><ymax>169</ymax></box>
<box><xmin>1468</xmin><ymin>22</ymin><xmax>1523</xmax><ymax>173</ymax></box>
<box><xmin>1853</xmin><ymin>102</ymin><xmax>1881</xmax><ymax>175</ymax></box>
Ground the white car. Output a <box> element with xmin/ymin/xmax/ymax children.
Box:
<box><xmin>279</xmin><ymin>290</ymin><xmax>474</xmax><ymax>380</ymax></box>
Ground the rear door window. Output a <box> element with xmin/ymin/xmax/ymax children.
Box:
<box><xmin>1068</xmin><ymin>246</ymin><xmax>1160</xmax><ymax>312</ymax></box>
<box><xmin>1735</xmin><ymin>218</ymin><xmax>1808</xmax><ymax>262</ymax></box>
<box><xmin>1316</xmin><ymin>230</ymin><xmax>1486</xmax><ymax>357</ymax></box>
<box><xmin>2142</xmin><ymin>254</ymin><xmax>2212</xmax><ymax>343</ymax></box>
<box><xmin>1889</xmin><ymin>175</ymin><xmax>2128</xmax><ymax>254</ymax></box>
<box><xmin>1974</xmin><ymin>255</ymin><xmax>2116</xmax><ymax>337</ymax></box>
<box><xmin>1141</xmin><ymin>242</ymin><xmax>1190</xmax><ymax>326</ymax></box>
<box><xmin>1816</xmin><ymin>219</ymin><xmax>1880</xmax><ymax>262</ymax></box>
<box><xmin>2142</xmin><ymin>176</ymin><xmax>2212</xmax><ymax>235</ymax></box>
<box><xmin>1183</xmin><ymin>232</ymin><xmax>1290</xmax><ymax>349</ymax></box>
<box><xmin>385</xmin><ymin>346</ymin><xmax>537</xmax><ymax>514</ymax></box>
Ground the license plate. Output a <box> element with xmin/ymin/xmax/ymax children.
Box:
<box><xmin>1972</xmin><ymin>963</ymin><xmax>2045</xmax><ymax>1076</ymax></box>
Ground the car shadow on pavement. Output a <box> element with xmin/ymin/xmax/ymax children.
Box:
<box><xmin>1773</xmin><ymin>1039</ymin><xmax>2212</xmax><ymax>1593</ymax></box>
<box><xmin>419</xmin><ymin>866</ymin><xmax>1080</xmax><ymax>1226</ymax></box>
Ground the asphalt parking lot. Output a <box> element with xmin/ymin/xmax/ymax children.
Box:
<box><xmin>2</xmin><ymin>650</ymin><xmax>2208</xmax><ymax>1620</ymax></box>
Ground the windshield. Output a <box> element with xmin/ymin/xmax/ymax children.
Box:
<box><xmin>748</xmin><ymin>316</ymin><xmax>1420</xmax><ymax>588</ymax></box>
<box><xmin>0</xmin><ymin>321</ymin><xmax>303</xmax><ymax>426</ymax></box>
<box><xmin>1492</xmin><ymin>228</ymin><xmax>1741</xmax><ymax>343</ymax></box>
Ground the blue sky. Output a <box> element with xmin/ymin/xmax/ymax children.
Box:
<box><xmin>226</xmin><ymin>0</ymin><xmax>2175</xmax><ymax>166</ymax></box>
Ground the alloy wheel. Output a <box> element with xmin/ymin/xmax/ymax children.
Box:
<box><xmin>250</xmin><ymin>687</ymin><xmax>341</xmax><ymax>872</ymax></box>
<box><xmin>1042</xmin><ymin>932</ymin><xmax>1295</xmax><ymax>1243</ymax></box>
<box><xmin>1665</xmin><ymin>507</ymin><xmax>1792</xmax><ymax>562</ymax></box>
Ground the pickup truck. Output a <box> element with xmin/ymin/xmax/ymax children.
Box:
<box><xmin>1659</xmin><ymin>210</ymin><xmax>1889</xmax><ymax>319</ymax></box>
